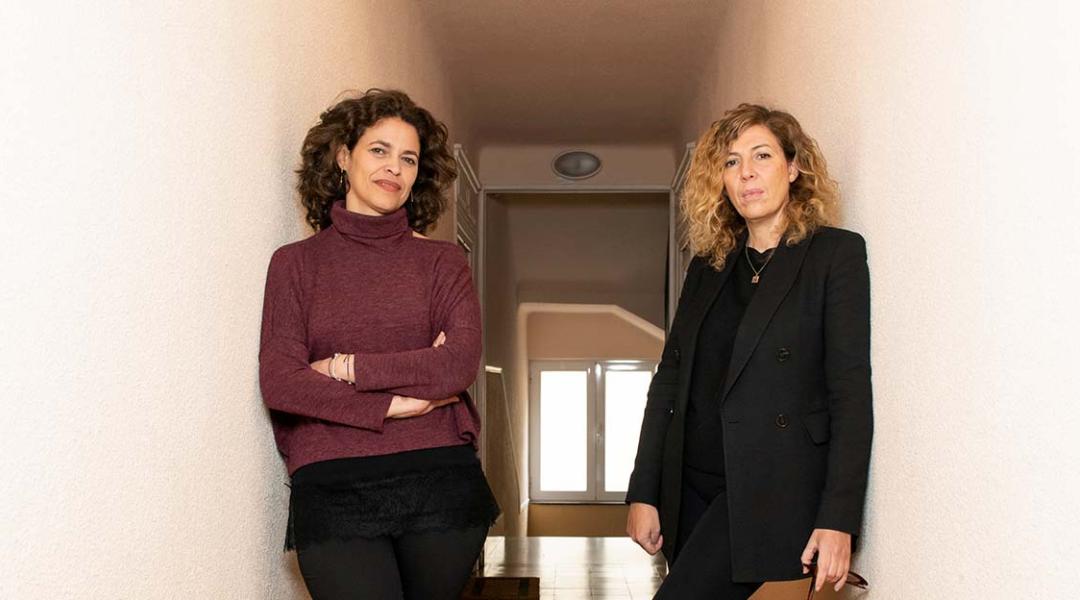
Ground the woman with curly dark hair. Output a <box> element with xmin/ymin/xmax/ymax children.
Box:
<box><xmin>259</xmin><ymin>89</ymin><xmax>499</xmax><ymax>599</ymax></box>
<box><xmin>627</xmin><ymin>104</ymin><xmax>872</xmax><ymax>599</ymax></box>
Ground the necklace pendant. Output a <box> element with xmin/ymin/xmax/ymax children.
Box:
<box><xmin>751</xmin><ymin>274</ymin><xmax>760</xmax><ymax>284</ymax></box>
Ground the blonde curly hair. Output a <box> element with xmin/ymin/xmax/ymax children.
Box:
<box><xmin>682</xmin><ymin>103</ymin><xmax>838</xmax><ymax>270</ymax></box>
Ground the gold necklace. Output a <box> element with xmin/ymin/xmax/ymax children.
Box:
<box><xmin>745</xmin><ymin>244</ymin><xmax>776</xmax><ymax>284</ymax></box>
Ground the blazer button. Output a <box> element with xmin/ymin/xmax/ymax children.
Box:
<box><xmin>777</xmin><ymin>347</ymin><xmax>791</xmax><ymax>362</ymax></box>
<box><xmin>673</xmin><ymin>348</ymin><xmax>681</xmax><ymax>361</ymax></box>
<box><xmin>775</xmin><ymin>413</ymin><xmax>789</xmax><ymax>428</ymax></box>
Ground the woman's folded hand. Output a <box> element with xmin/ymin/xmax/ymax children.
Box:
<box><xmin>386</xmin><ymin>394</ymin><xmax>459</xmax><ymax>419</ymax></box>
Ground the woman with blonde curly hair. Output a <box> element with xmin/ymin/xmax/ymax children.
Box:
<box><xmin>627</xmin><ymin>104</ymin><xmax>872</xmax><ymax>599</ymax></box>
<box><xmin>259</xmin><ymin>89</ymin><xmax>498</xmax><ymax>599</ymax></box>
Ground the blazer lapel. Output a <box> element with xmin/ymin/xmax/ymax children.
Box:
<box><xmin>676</xmin><ymin>240</ymin><xmax>742</xmax><ymax>412</ymax></box>
<box><xmin>720</xmin><ymin>232</ymin><xmax>815</xmax><ymax>404</ymax></box>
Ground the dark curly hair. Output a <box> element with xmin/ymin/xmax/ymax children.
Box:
<box><xmin>296</xmin><ymin>89</ymin><xmax>457</xmax><ymax>233</ymax></box>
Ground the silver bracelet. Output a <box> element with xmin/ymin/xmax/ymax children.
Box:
<box><xmin>330</xmin><ymin>353</ymin><xmax>339</xmax><ymax>381</ymax></box>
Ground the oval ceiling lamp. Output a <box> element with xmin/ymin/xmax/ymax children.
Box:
<box><xmin>552</xmin><ymin>150</ymin><xmax>602</xmax><ymax>180</ymax></box>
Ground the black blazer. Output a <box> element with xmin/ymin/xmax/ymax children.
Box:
<box><xmin>627</xmin><ymin>227</ymin><xmax>873</xmax><ymax>582</ymax></box>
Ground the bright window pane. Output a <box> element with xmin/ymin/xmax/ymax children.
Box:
<box><xmin>604</xmin><ymin>369</ymin><xmax>651</xmax><ymax>492</ymax></box>
<box><xmin>540</xmin><ymin>370</ymin><xmax>588</xmax><ymax>492</ymax></box>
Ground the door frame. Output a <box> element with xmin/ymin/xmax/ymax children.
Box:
<box><xmin>453</xmin><ymin>144</ymin><xmax>485</xmax><ymax>465</ymax></box>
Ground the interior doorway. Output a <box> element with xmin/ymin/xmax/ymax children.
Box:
<box><xmin>480</xmin><ymin>188</ymin><xmax>670</xmax><ymax>538</ymax></box>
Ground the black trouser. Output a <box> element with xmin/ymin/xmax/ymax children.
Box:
<box><xmin>296</xmin><ymin>525</ymin><xmax>488</xmax><ymax>600</ymax></box>
<box><xmin>654</xmin><ymin>468</ymin><xmax>763</xmax><ymax>600</ymax></box>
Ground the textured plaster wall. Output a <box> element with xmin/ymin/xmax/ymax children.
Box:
<box><xmin>0</xmin><ymin>2</ymin><xmax>463</xmax><ymax>598</ymax></box>
<box><xmin>682</xmin><ymin>2</ymin><xmax>1080</xmax><ymax>598</ymax></box>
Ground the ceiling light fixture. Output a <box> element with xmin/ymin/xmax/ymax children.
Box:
<box><xmin>552</xmin><ymin>150</ymin><xmax>602</xmax><ymax>180</ymax></box>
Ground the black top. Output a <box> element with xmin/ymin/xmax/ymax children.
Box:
<box><xmin>683</xmin><ymin>245</ymin><xmax>773</xmax><ymax>478</ymax></box>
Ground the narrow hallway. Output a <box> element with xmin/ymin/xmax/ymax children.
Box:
<box><xmin>3</xmin><ymin>2</ymin><xmax>1079</xmax><ymax>599</ymax></box>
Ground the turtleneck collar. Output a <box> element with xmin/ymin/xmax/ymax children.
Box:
<box><xmin>330</xmin><ymin>201</ymin><xmax>411</xmax><ymax>246</ymax></box>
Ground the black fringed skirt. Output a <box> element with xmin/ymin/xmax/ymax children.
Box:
<box><xmin>285</xmin><ymin>444</ymin><xmax>500</xmax><ymax>551</ymax></box>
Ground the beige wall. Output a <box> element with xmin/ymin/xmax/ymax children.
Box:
<box><xmin>483</xmin><ymin>199</ymin><xmax>529</xmax><ymax>536</ymax></box>
<box><xmin>480</xmin><ymin>144</ymin><xmax>676</xmax><ymax>187</ymax></box>
<box><xmin>527</xmin><ymin>311</ymin><xmax>664</xmax><ymax>360</ymax></box>
<box><xmin>483</xmin><ymin>369</ymin><xmax>527</xmax><ymax>536</ymax></box>
<box><xmin>683</xmin><ymin>2</ymin><xmax>1080</xmax><ymax>598</ymax></box>
<box><xmin>501</xmin><ymin>193</ymin><xmax>669</xmax><ymax>327</ymax></box>
<box><xmin>0</xmin><ymin>2</ymin><xmax>466</xmax><ymax>598</ymax></box>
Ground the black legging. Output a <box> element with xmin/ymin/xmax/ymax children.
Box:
<box><xmin>296</xmin><ymin>525</ymin><xmax>488</xmax><ymax>600</ymax></box>
<box><xmin>654</xmin><ymin>471</ymin><xmax>763</xmax><ymax>599</ymax></box>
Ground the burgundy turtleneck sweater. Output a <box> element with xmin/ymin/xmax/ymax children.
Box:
<box><xmin>259</xmin><ymin>202</ymin><xmax>482</xmax><ymax>475</ymax></box>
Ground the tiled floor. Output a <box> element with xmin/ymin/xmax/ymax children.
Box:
<box><xmin>479</xmin><ymin>536</ymin><xmax>853</xmax><ymax>600</ymax></box>
<box><xmin>480</xmin><ymin>536</ymin><xmax>666</xmax><ymax>599</ymax></box>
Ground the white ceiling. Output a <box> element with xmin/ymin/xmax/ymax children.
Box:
<box><xmin>421</xmin><ymin>1</ymin><xmax>721</xmax><ymax>145</ymax></box>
